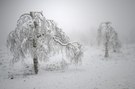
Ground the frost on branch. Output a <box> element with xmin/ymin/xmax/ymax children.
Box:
<box><xmin>7</xmin><ymin>12</ymin><xmax>83</xmax><ymax>72</ymax></box>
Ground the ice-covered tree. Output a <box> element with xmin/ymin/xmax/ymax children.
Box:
<box><xmin>7</xmin><ymin>11</ymin><xmax>83</xmax><ymax>74</ymax></box>
<box><xmin>97</xmin><ymin>22</ymin><xmax>121</xmax><ymax>57</ymax></box>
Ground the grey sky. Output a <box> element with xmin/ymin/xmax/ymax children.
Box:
<box><xmin>0</xmin><ymin>0</ymin><xmax>135</xmax><ymax>46</ymax></box>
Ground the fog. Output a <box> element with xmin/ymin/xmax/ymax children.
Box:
<box><xmin>0</xmin><ymin>0</ymin><xmax>135</xmax><ymax>46</ymax></box>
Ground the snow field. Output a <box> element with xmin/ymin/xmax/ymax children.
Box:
<box><xmin>0</xmin><ymin>44</ymin><xmax>135</xmax><ymax>89</ymax></box>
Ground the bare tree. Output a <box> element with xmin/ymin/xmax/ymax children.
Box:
<box><xmin>7</xmin><ymin>11</ymin><xmax>83</xmax><ymax>74</ymax></box>
<box><xmin>97</xmin><ymin>22</ymin><xmax>121</xmax><ymax>57</ymax></box>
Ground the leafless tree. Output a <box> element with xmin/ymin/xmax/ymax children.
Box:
<box><xmin>7</xmin><ymin>11</ymin><xmax>83</xmax><ymax>74</ymax></box>
<box><xmin>97</xmin><ymin>22</ymin><xmax>121</xmax><ymax>57</ymax></box>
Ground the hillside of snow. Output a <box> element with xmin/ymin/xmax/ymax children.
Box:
<box><xmin>0</xmin><ymin>44</ymin><xmax>135</xmax><ymax>89</ymax></box>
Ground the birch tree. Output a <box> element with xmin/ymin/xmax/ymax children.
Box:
<box><xmin>97</xmin><ymin>22</ymin><xmax>121</xmax><ymax>57</ymax></box>
<box><xmin>7</xmin><ymin>11</ymin><xmax>83</xmax><ymax>74</ymax></box>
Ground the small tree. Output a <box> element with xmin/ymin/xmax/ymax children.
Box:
<box><xmin>97</xmin><ymin>22</ymin><xmax>121</xmax><ymax>57</ymax></box>
<box><xmin>7</xmin><ymin>11</ymin><xmax>83</xmax><ymax>74</ymax></box>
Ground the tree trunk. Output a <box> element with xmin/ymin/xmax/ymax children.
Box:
<box><xmin>33</xmin><ymin>57</ymin><xmax>38</xmax><ymax>74</ymax></box>
<box><xmin>33</xmin><ymin>39</ymin><xmax>38</xmax><ymax>74</ymax></box>
<box><xmin>105</xmin><ymin>41</ymin><xmax>109</xmax><ymax>57</ymax></box>
<box><xmin>104</xmin><ymin>30</ymin><xmax>109</xmax><ymax>57</ymax></box>
<box><xmin>30</xmin><ymin>12</ymin><xmax>39</xmax><ymax>74</ymax></box>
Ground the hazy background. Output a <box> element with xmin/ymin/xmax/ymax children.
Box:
<box><xmin>0</xmin><ymin>0</ymin><xmax>135</xmax><ymax>46</ymax></box>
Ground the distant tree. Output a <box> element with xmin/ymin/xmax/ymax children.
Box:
<box><xmin>7</xmin><ymin>11</ymin><xmax>83</xmax><ymax>74</ymax></box>
<box><xmin>97</xmin><ymin>22</ymin><xmax>121</xmax><ymax>57</ymax></box>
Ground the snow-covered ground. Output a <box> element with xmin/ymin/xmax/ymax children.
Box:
<box><xmin>0</xmin><ymin>44</ymin><xmax>135</xmax><ymax>89</ymax></box>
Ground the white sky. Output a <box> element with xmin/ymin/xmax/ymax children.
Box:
<box><xmin>0</xmin><ymin>0</ymin><xmax>135</xmax><ymax>46</ymax></box>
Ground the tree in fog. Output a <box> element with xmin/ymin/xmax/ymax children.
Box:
<box><xmin>7</xmin><ymin>11</ymin><xmax>83</xmax><ymax>74</ymax></box>
<box><xmin>97</xmin><ymin>22</ymin><xmax>121</xmax><ymax>57</ymax></box>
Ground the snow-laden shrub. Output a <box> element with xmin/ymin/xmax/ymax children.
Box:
<box><xmin>45</xmin><ymin>59</ymin><xmax>68</xmax><ymax>71</ymax></box>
